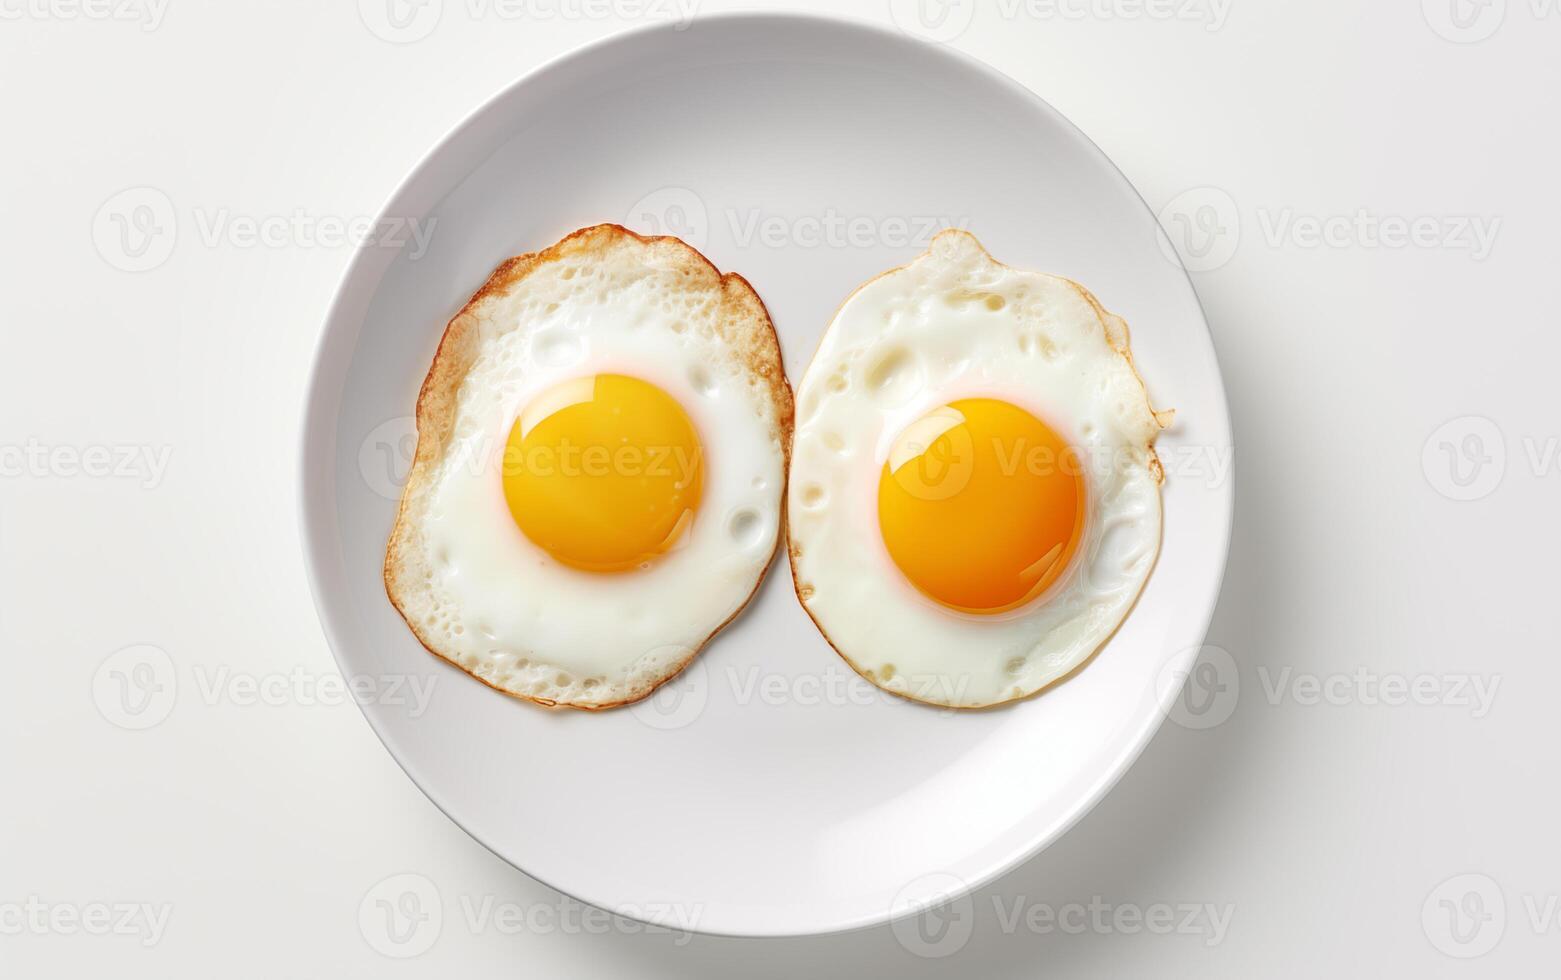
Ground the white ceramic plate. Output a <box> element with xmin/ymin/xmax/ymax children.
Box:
<box><xmin>300</xmin><ymin>12</ymin><xmax>1232</xmax><ymax>938</ymax></box>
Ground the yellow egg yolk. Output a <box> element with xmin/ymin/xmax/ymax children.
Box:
<box><xmin>877</xmin><ymin>398</ymin><xmax>1085</xmax><ymax>615</ymax></box>
<box><xmin>502</xmin><ymin>373</ymin><xmax>704</xmax><ymax>572</ymax></box>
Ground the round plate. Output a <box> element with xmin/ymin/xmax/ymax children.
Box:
<box><xmin>300</xmin><ymin>12</ymin><xmax>1232</xmax><ymax>938</ymax></box>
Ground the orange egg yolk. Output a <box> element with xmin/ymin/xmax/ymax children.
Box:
<box><xmin>877</xmin><ymin>398</ymin><xmax>1085</xmax><ymax>615</ymax></box>
<box><xmin>502</xmin><ymin>373</ymin><xmax>703</xmax><ymax>572</ymax></box>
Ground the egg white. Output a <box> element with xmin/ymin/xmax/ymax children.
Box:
<box><xmin>787</xmin><ymin>230</ymin><xmax>1167</xmax><ymax>708</ymax></box>
<box><xmin>387</xmin><ymin>226</ymin><xmax>789</xmax><ymax>708</ymax></box>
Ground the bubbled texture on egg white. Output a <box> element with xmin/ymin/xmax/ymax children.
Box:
<box><xmin>788</xmin><ymin>230</ymin><xmax>1164</xmax><ymax>708</ymax></box>
<box><xmin>389</xmin><ymin>231</ymin><xmax>786</xmax><ymax>708</ymax></box>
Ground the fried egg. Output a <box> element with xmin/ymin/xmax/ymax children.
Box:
<box><xmin>386</xmin><ymin>225</ymin><xmax>792</xmax><ymax>709</ymax></box>
<box><xmin>787</xmin><ymin>230</ymin><xmax>1169</xmax><ymax>709</ymax></box>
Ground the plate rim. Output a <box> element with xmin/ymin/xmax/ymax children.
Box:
<box><xmin>297</xmin><ymin>9</ymin><xmax>1235</xmax><ymax>939</ymax></box>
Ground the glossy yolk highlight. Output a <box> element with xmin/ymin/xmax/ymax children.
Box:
<box><xmin>877</xmin><ymin>398</ymin><xmax>1085</xmax><ymax>615</ymax></box>
<box><xmin>502</xmin><ymin>373</ymin><xmax>703</xmax><ymax>572</ymax></box>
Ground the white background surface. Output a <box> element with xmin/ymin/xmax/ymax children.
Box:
<box><xmin>2</xmin><ymin>0</ymin><xmax>1557</xmax><ymax>976</ymax></box>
